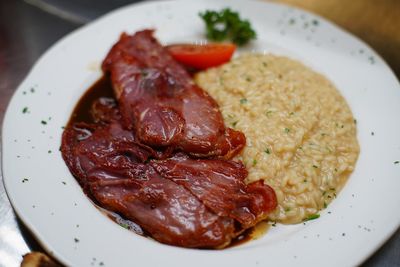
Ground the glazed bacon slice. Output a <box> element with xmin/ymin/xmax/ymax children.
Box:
<box><xmin>61</xmin><ymin>119</ymin><xmax>277</xmax><ymax>248</ymax></box>
<box><xmin>151</xmin><ymin>154</ymin><xmax>277</xmax><ymax>228</ymax></box>
<box><xmin>61</xmin><ymin>121</ymin><xmax>236</xmax><ymax>248</ymax></box>
<box><xmin>102</xmin><ymin>30</ymin><xmax>245</xmax><ymax>158</ymax></box>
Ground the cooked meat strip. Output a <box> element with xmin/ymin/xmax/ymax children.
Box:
<box><xmin>61</xmin><ymin>121</ymin><xmax>237</xmax><ymax>248</ymax></box>
<box><xmin>91</xmin><ymin>174</ymin><xmax>236</xmax><ymax>248</ymax></box>
<box><xmin>151</xmin><ymin>154</ymin><xmax>277</xmax><ymax>228</ymax></box>
<box><xmin>102</xmin><ymin>29</ymin><xmax>245</xmax><ymax>158</ymax></box>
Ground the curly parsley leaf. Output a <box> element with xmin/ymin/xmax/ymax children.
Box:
<box><xmin>199</xmin><ymin>8</ymin><xmax>256</xmax><ymax>46</ymax></box>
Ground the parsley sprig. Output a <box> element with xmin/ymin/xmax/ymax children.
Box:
<box><xmin>199</xmin><ymin>8</ymin><xmax>256</xmax><ymax>46</ymax></box>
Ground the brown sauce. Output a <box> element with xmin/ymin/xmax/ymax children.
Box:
<box><xmin>68</xmin><ymin>76</ymin><xmax>270</xmax><ymax>248</ymax></box>
<box><xmin>67</xmin><ymin>75</ymin><xmax>115</xmax><ymax>126</ymax></box>
<box><xmin>227</xmin><ymin>221</ymin><xmax>270</xmax><ymax>248</ymax></box>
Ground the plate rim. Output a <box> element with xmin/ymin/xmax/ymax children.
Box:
<box><xmin>2</xmin><ymin>0</ymin><xmax>400</xmax><ymax>266</ymax></box>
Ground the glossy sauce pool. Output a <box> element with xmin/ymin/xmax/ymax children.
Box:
<box><xmin>67</xmin><ymin>76</ymin><xmax>270</xmax><ymax>248</ymax></box>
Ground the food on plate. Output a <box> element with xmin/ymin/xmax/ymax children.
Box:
<box><xmin>199</xmin><ymin>8</ymin><xmax>256</xmax><ymax>45</ymax></box>
<box><xmin>196</xmin><ymin>54</ymin><xmax>360</xmax><ymax>223</ymax></box>
<box><xmin>61</xmin><ymin>30</ymin><xmax>277</xmax><ymax>248</ymax></box>
<box><xmin>167</xmin><ymin>43</ymin><xmax>236</xmax><ymax>70</ymax></box>
<box><xmin>21</xmin><ymin>252</ymin><xmax>59</xmax><ymax>267</ymax></box>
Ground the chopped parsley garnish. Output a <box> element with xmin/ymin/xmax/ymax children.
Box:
<box><xmin>41</xmin><ymin>120</ymin><xmax>47</xmax><ymax>125</ymax></box>
<box><xmin>240</xmin><ymin>98</ymin><xmax>248</xmax><ymax>104</ymax></box>
<box><xmin>22</xmin><ymin>107</ymin><xmax>29</xmax><ymax>114</ymax></box>
<box><xmin>312</xmin><ymin>19</ymin><xmax>319</xmax><ymax>26</ymax></box>
<box><xmin>265</xmin><ymin>110</ymin><xmax>273</xmax><ymax>116</ymax></box>
<box><xmin>369</xmin><ymin>56</ymin><xmax>375</xmax><ymax>64</ymax></box>
<box><xmin>120</xmin><ymin>223</ymin><xmax>129</xmax><ymax>229</ymax></box>
<box><xmin>22</xmin><ymin>178</ymin><xmax>29</xmax><ymax>183</ymax></box>
<box><xmin>284</xmin><ymin>128</ymin><xmax>290</xmax><ymax>133</ymax></box>
<box><xmin>312</xmin><ymin>165</ymin><xmax>318</xmax><ymax>169</ymax></box>
<box><xmin>74</xmin><ymin>238</ymin><xmax>80</xmax><ymax>243</ymax></box>
<box><xmin>304</xmin><ymin>214</ymin><xmax>320</xmax><ymax>221</ymax></box>
<box><xmin>264</xmin><ymin>148</ymin><xmax>270</xmax><ymax>154</ymax></box>
<box><xmin>231</xmin><ymin>121</ymin><xmax>238</xmax><ymax>127</ymax></box>
<box><xmin>252</xmin><ymin>159</ymin><xmax>257</xmax><ymax>166</ymax></box>
<box><xmin>199</xmin><ymin>8</ymin><xmax>256</xmax><ymax>45</ymax></box>
<box><xmin>395</xmin><ymin>161</ymin><xmax>399</xmax><ymax>164</ymax></box>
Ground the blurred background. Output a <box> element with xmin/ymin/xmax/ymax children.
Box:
<box><xmin>0</xmin><ymin>0</ymin><xmax>399</xmax><ymax>266</ymax></box>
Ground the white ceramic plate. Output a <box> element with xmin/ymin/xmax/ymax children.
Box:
<box><xmin>3</xmin><ymin>0</ymin><xmax>400</xmax><ymax>266</ymax></box>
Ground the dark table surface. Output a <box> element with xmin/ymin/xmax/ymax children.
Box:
<box><xmin>0</xmin><ymin>0</ymin><xmax>399</xmax><ymax>266</ymax></box>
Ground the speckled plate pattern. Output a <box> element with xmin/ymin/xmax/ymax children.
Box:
<box><xmin>2</xmin><ymin>0</ymin><xmax>400</xmax><ymax>266</ymax></box>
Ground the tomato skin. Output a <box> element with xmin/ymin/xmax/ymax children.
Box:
<box><xmin>167</xmin><ymin>43</ymin><xmax>236</xmax><ymax>70</ymax></box>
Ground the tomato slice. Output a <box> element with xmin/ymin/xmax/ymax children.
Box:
<box><xmin>167</xmin><ymin>43</ymin><xmax>236</xmax><ymax>70</ymax></box>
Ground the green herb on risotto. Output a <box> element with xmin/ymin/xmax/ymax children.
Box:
<box><xmin>264</xmin><ymin>148</ymin><xmax>270</xmax><ymax>154</ymax></box>
<box><xmin>284</xmin><ymin>128</ymin><xmax>290</xmax><ymax>133</ymax></box>
<box><xmin>304</xmin><ymin>214</ymin><xmax>320</xmax><ymax>221</ymax></box>
<box><xmin>240</xmin><ymin>98</ymin><xmax>248</xmax><ymax>104</ymax></box>
<box><xmin>265</xmin><ymin>110</ymin><xmax>273</xmax><ymax>116</ymax></box>
<box><xmin>119</xmin><ymin>223</ymin><xmax>129</xmax><ymax>229</ymax></box>
<box><xmin>252</xmin><ymin>159</ymin><xmax>257</xmax><ymax>166</ymax></box>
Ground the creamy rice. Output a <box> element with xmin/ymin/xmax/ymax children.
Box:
<box><xmin>195</xmin><ymin>54</ymin><xmax>359</xmax><ymax>224</ymax></box>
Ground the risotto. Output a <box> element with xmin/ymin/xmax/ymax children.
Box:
<box><xmin>195</xmin><ymin>54</ymin><xmax>359</xmax><ymax>224</ymax></box>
